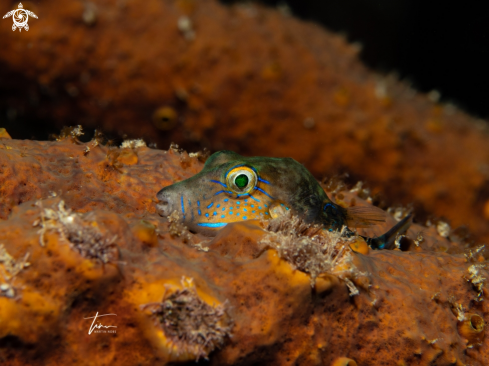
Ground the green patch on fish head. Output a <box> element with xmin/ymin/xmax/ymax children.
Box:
<box><xmin>156</xmin><ymin>151</ymin><xmax>334</xmax><ymax>236</ymax></box>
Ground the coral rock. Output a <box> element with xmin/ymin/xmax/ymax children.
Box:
<box><xmin>0</xmin><ymin>138</ymin><xmax>488</xmax><ymax>365</ymax></box>
<box><xmin>3</xmin><ymin>0</ymin><xmax>489</xmax><ymax>249</ymax></box>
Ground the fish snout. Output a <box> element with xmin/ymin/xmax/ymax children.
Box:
<box><xmin>156</xmin><ymin>188</ymin><xmax>176</xmax><ymax>217</ymax></box>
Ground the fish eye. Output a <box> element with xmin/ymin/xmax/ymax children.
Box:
<box><xmin>235</xmin><ymin>174</ymin><xmax>249</xmax><ymax>188</ymax></box>
<box><xmin>226</xmin><ymin>166</ymin><xmax>257</xmax><ymax>194</ymax></box>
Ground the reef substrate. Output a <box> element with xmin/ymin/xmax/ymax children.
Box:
<box><xmin>2</xmin><ymin>0</ymin><xmax>489</xmax><ymax>247</ymax></box>
<box><xmin>0</xmin><ymin>136</ymin><xmax>487</xmax><ymax>365</ymax></box>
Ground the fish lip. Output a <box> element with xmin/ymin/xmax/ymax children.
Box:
<box><xmin>156</xmin><ymin>198</ymin><xmax>172</xmax><ymax>217</ymax></box>
<box><xmin>156</xmin><ymin>202</ymin><xmax>171</xmax><ymax>217</ymax></box>
<box><xmin>156</xmin><ymin>189</ymin><xmax>173</xmax><ymax>217</ymax></box>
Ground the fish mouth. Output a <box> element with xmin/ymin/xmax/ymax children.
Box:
<box><xmin>156</xmin><ymin>189</ymin><xmax>174</xmax><ymax>217</ymax></box>
<box><xmin>156</xmin><ymin>203</ymin><xmax>170</xmax><ymax>217</ymax></box>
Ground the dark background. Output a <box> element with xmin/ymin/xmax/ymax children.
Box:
<box><xmin>223</xmin><ymin>0</ymin><xmax>489</xmax><ymax>119</ymax></box>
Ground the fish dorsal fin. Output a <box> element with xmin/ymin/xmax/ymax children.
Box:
<box><xmin>345</xmin><ymin>205</ymin><xmax>386</xmax><ymax>228</ymax></box>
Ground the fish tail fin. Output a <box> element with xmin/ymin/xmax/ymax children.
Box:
<box><xmin>362</xmin><ymin>214</ymin><xmax>413</xmax><ymax>250</ymax></box>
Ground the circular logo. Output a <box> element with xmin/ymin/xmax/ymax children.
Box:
<box><xmin>12</xmin><ymin>9</ymin><xmax>28</xmax><ymax>28</ymax></box>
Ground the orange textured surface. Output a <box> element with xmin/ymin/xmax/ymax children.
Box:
<box><xmin>2</xmin><ymin>0</ymin><xmax>489</xmax><ymax>248</ymax></box>
<box><xmin>0</xmin><ymin>137</ymin><xmax>487</xmax><ymax>365</ymax></box>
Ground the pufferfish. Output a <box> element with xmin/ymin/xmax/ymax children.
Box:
<box><xmin>156</xmin><ymin>151</ymin><xmax>412</xmax><ymax>249</ymax></box>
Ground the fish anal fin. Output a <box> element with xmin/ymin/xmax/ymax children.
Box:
<box><xmin>345</xmin><ymin>205</ymin><xmax>386</xmax><ymax>228</ymax></box>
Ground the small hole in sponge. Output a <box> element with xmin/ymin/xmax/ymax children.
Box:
<box><xmin>470</xmin><ymin>314</ymin><xmax>484</xmax><ymax>332</ymax></box>
<box><xmin>398</xmin><ymin>236</ymin><xmax>415</xmax><ymax>251</ymax></box>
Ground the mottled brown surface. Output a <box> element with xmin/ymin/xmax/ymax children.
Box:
<box><xmin>2</xmin><ymin>0</ymin><xmax>489</xmax><ymax>247</ymax></box>
<box><xmin>0</xmin><ymin>137</ymin><xmax>487</xmax><ymax>365</ymax></box>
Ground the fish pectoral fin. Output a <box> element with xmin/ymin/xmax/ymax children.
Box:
<box><xmin>345</xmin><ymin>205</ymin><xmax>386</xmax><ymax>228</ymax></box>
<box><xmin>363</xmin><ymin>214</ymin><xmax>413</xmax><ymax>250</ymax></box>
